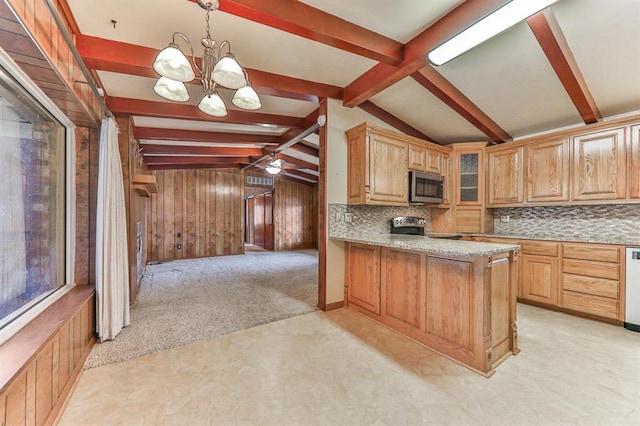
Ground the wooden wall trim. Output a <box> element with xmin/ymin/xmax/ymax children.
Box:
<box><xmin>325</xmin><ymin>301</ymin><xmax>344</xmax><ymax>311</ymax></box>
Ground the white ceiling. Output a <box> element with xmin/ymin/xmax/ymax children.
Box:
<box><xmin>67</xmin><ymin>0</ymin><xmax>640</xmax><ymax>150</ymax></box>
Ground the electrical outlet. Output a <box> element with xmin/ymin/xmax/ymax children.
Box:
<box><xmin>335</xmin><ymin>212</ymin><xmax>343</xmax><ymax>222</ymax></box>
<box><xmin>500</xmin><ymin>215</ymin><xmax>510</xmax><ymax>223</ymax></box>
<box><xmin>345</xmin><ymin>213</ymin><xmax>352</xmax><ymax>222</ymax></box>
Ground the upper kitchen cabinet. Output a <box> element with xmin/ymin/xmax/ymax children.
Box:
<box><xmin>630</xmin><ymin>124</ymin><xmax>640</xmax><ymax>199</ymax></box>
<box><xmin>346</xmin><ymin>123</ymin><xmax>409</xmax><ymax>206</ymax></box>
<box><xmin>526</xmin><ymin>138</ymin><xmax>571</xmax><ymax>203</ymax></box>
<box><xmin>572</xmin><ymin>127</ymin><xmax>627</xmax><ymax>202</ymax></box>
<box><xmin>346</xmin><ymin>123</ymin><xmax>450</xmax><ymax>206</ymax></box>
<box><xmin>487</xmin><ymin>146</ymin><xmax>525</xmax><ymax>206</ymax></box>
<box><xmin>408</xmin><ymin>143</ymin><xmax>443</xmax><ymax>174</ymax></box>
<box><xmin>453</xmin><ymin>142</ymin><xmax>487</xmax><ymax>206</ymax></box>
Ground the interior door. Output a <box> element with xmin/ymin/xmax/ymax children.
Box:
<box><xmin>247</xmin><ymin>191</ymin><xmax>273</xmax><ymax>250</ymax></box>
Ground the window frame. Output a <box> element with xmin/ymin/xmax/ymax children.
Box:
<box><xmin>0</xmin><ymin>47</ymin><xmax>76</xmax><ymax>346</ymax></box>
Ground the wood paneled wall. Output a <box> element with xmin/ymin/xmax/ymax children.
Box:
<box><xmin>148</xmin><ymin>169</ymin><xmax>244</xmax><ymax>261</ymax></box>
<box><xmin>0</xmin><ymin>288</ymin><xmax>95</xmax><ymax>426</ymax></box>
<box><xmin>273</xmin><ymin>179</ymin><xmax>318</xmax><ymax>250</ymax></box>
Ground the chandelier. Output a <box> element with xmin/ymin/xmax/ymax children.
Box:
<box><xmin>152</xmin><ymin>0</ymin><xmax>261</xmax><ymax>116</ymax></box>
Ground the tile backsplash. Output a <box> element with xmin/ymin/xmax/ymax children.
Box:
<box><xmin>493</xmin><ymin>204</ymin><xmax>640</xmax><ymax>243</ymax></box>
<box><xmin>329</xmin><ymin>204</ymin><xmax>431</xmax><ymax>238</ymax></box>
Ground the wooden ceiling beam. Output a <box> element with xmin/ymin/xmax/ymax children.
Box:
<box><xmin>188</xmin><ymin>0</ymin><xmax>404</xmax><ymax>65</ymax></box>
<box><xmin>527</xmin><ymin>10</ymin><xmax>601</xmax><ymax>124</ymax></box>
<box><xmin>279</xmin><ymin>174</ymin><xmax>317</xmax><ymax>186</ymax></box>
<box><xmin>280</xmin><ymin>168</ymin><xmax>318</xmax><ymax>182</ymax></box>
<box><xmin>287</xmin><ymin>141</ymin><xmax>319</xmax><ymax>158</ymax></box>
<box><xmin>147</xmin><ymin>163</ymin><xmax>242</xmax><ymax>170</ymax></box>
<box><xmin>76</xmin><ymin>35</ymin><xmax>341</xmax><ymax>101</ymax></box>
<box><xmin>142</xmin><ymin>145</ymin><xmax>263</xmax><ymax>156</ymax></box>
<box><xmin>411</xmin><ymin>68</ymin><xmax>512</xmax><ymax>143</ymax></box>
<box><xmin>134</xmin><ymin>127</ymin><xmax>281</xmax><ymax>144</ymax></box>
<box><xmin>266</xmin><ymin>152</ymin><xmax>318</xmax><ymax>172</ymax></box>
<box><xmin>145</xmin><ymin>156</ymin><xmax>250</xmax><ymax>165</ymax></box>
<box><xmin>106</xmin><ymin>97</ymin><xmax>305</xmax><ymax>128</ymax></box>
<box><xmin>357</xmin><ymin>101</ymin><xmax>437</xmax><ymax>142</ymax></box>
<box><xmin>343</xmin><ymin>0</ymin><xmax>511</xmax><ymax>107</ymax></box>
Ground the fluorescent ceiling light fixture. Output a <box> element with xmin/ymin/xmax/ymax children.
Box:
<box><xmin>428</xmin><ymin>0</ymin><xmax>559</xmax><ymax>66</ymax></box>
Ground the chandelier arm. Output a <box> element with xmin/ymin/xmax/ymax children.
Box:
<box><xmin>217</xmin><ymin>40</ymin><xmax>232</xmax><ymax>58</ymax></box>
<box><xmin>171</xmin><ymin>32</ymin><xmax>201</xmax><ymax>75</ymax></box>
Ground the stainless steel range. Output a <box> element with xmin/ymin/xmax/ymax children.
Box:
<box><xmin>389</xmin><ymin>216</ymin><xmax>462</xmax><ymax>239</ymax></box>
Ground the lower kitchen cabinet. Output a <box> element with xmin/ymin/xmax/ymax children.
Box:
<box><xmin>471</xmin><ymin>237</ymin><xmax>626</xmax><ymax>323</ymax></box>
<box><xmin>381</xmin><ymin>248</ymin><xmax>425</xmax><ymax>331</ymax></box>
<box><xmin>560</xmin><ymin>243</ymin><xmax>624</xmax><ymax>321</ymax></box>
<box><xmin>345</xmin><ymin>243</ymin><xmax>381</xmax><ymax>315</ymax></box>
<box><xmin>519</xmin><ymin>240</ymin><xmax>559</xmax><ymax>306</ymax></box>
<box><xmin>521</xmin><ymin>254</ymin><xmax>559</xmax><ymax>306</ymax></box>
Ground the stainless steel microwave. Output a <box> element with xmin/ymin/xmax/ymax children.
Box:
<box><xmin>409</xmin><ymin>171</ymin><xmax>444</xmax><ymax>204</ymax></box>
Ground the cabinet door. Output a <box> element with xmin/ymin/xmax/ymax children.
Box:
<box><xmin>346</xmin><ymin>129</ymin><xmax>367</xmax><ymax>204</ymax></box>
<box><xmin>631</xmin><ymin>124</ymin><xmax>640</xmax><ymax>199</ymax></box>
<box><xmin>456</xmin><ymin>149</ymin><xmax>484</xmax><ymax>205</ymax></box>
<box><xmin>369</xmin><ymin>133</ymin><xmax>408</xmax><ymax>204</ymax></box>
<box><xmin>439</xmin><ymin>153</ymin><xmax>452</xmax><ymax>207</ymax></box>
<box><xmin>381</xmin><ymin>248</ymin><xmax>425</xmax><ymax>331</ymax></box>
<box><xmin>521</xmin><ymin>254</ymin><xmax>558</xmax><ymax>306</ymax></box>
<box><xmin>346</xmin><ymin>243</ymin><xmax>381</xmax><ymax>315</ymax></box>
<box><xmin>408</xmin><ymin>144</ymin><xmax>427</xmax><ymax>171</ymax></box>
<box><xmin>526</xmin><ymin>139</ymin><xmax>570</xmax><ymax>203</ymax></box>
<box><xmin>572</xmin><ymin>127</ymin><xmax>626</xmax><ymax>201</ymax></box>
<box><xmin>487</xmin><ymin>147</ymin><xmax>524</xmax><ymax>205</ymax></box>
<box><xmin>425</xmin><ymin>149</ymin><xmax>442</xmax><ymax>174</ymax></box>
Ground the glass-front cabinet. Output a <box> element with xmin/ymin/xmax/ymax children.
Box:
<box><xmin>454</xmin><ymin>143</ymin><xmax>486</xmax><ymax>206</ymax></box>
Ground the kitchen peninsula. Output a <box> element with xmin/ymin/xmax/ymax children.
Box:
<box><xmin>331</xmin><ymin>232</ymin><xmax>520</xmax><ymax>376</ymax></box>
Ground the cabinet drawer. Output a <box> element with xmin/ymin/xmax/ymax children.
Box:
<box><xmin>562</xmin><ymin>291</ymin><xmax>619</xmax><ymax>320</ymax></box>
<box><xmin>562</xmin><ymin>259</ymin><xmax>620</xmax><ymax>280</ymax></box>
<box><xmin>562</xmin><ymin>274</ymin><xmax>619</xmax><ymax>299</ymax></box>
<box><xmin>562</xmin><ymin>243</ymin><xmax>620</xmax><ymax>263</ymax></box>
<box><xmin>520</xmin><ymin>240</ymin><xmax>559</xmax><ymax>256</ymax></box>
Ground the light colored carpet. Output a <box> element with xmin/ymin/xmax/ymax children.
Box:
<box><xmin>84</xmin><ymin>249</ymin><xmax>318</xmax><ymax>368</ymax></box>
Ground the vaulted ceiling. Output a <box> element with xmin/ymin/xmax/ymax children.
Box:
<box><xmin>63</xmin><ymin>0</ymin><xmax>640</xmax><ymax>184</ymax></box>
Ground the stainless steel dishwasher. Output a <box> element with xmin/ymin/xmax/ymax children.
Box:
<box><xmin>625</xmin><ymin>247</ymin><xmax>640</xmax><ymax>332</ymax></box>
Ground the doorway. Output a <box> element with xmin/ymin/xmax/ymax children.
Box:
<box><xmin>245</xmin><ymin>189</ymin><xmax>273</xmax><ymax>251</ymax></box>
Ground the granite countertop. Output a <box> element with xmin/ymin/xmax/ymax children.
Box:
<box><xmin>471</xmin><ymin>233</ymin><xmax>639</xmax><ymax>246</ymax></box>
<box><xmin>330</xmin><ymin>233</ymin><xmax>519</xmax><ymax>257</ymax></box>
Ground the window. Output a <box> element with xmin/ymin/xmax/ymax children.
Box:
<box><xmin>0</xmin><ymin>51</ymin><xmax>74</xmax><ymax>338</ymax></box>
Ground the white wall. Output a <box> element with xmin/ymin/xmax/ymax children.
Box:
<box><xmin>324</xmin><ymin>99</ymin><xmax>396</xmax><ymax>304</ymax></box>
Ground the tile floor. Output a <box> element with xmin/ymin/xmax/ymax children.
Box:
<box><xmin>60</xmin><ymin>304</ymin><xmax>640</xmax><ymax>425</ymax></box>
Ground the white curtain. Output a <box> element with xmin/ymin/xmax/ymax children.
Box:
<box><xmin>0</xmin><ymin>103</ymin><xmax>27</xmax><ymax>304</ymax></box>
<box><xmin>96</xmin><ymin>117</ymin><xmax>130</xmax><ymax>341</ymax></box>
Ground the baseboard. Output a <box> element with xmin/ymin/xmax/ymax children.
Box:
<box><xmin>45</xmin><ymin>336</ymin><xmax>96</xmax><ymax>426</ymax></box>
<box><xmin>324</xmin><ymin>301</ymin><xmax>344</xmax><ymax>311</ymax></box>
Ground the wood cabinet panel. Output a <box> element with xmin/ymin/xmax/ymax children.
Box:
<box><xmin>562</xmin><ymin>243</ymin><xmax>620</xmax><ymax>263</ymax></box>
<box><xmin>369</xmin><ymin>133</ymin><xmax>408</xmax><ymax>204</ymax></box>
<box><xmin>491</xmin><ymin>256</ymin><xmax>511</xmax><ymax>359</ymax></box>
<box><xmin>631</xmin><ymin>124</ymin><xmax>640</xmax><ymax>199</ymax></box>
<box><xmin>562</xmin><ymin>274</ymin><xmax>619</xmax><ymax>299</ymax></box>
<box><xmin>346</xmin><ymin>243</ymin><xmax>381</xmax><ymax>315</ymax></box>
<box><xmin>381</xmin><ymin>248</ymin><xmax>425</xmax><ymax>330</ymax></box>
<box><xmin>408</xmin><ymin>143</ymin><xmax>427</xmax><ymax>171</ymax></box>
<box><xmin>425</xmin><ymin>149</ymin><xmax>442</xmax><ymax>174</ymax></box>
<box><xmin>521</xmin><ymin>255</ymin><xmax>558</xmax><ymax>306</ymax></box>
<box><xmin>520</xmin><ymin>240</ymin><xmax>559</xmax><ymax>256</ymax></box>
<box><xmin>526</xmin><ymin>138</ymin><xmax>570</xmax><ymax>202</ymax></box>
<box><xmin>487</xmin><ymin>147</ymin><xmax>524</xmax><ymax>205</ymax></box>
<box><xmin>562</xmin><ymin>292</ymin><xmax>619</xmax><ymax>320</ymax></box>
<box><xmin>425</xmin><ymin>257</ymin><xmax>473</xmax><ymax>350</ymax></box>
<box><xmin>562</xmin><ymin>259</ymin><xmax>619</xmax><ymax>281</ymax></box>
<box><xmin>347</xmin><ymin>128</ymin><xmax>367</xmax><ymax>203</ymax></box>
<box><xmin>572</xmin><ymin>127</ymin><xmax>626</xmax><ymax>201</ymax></box>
